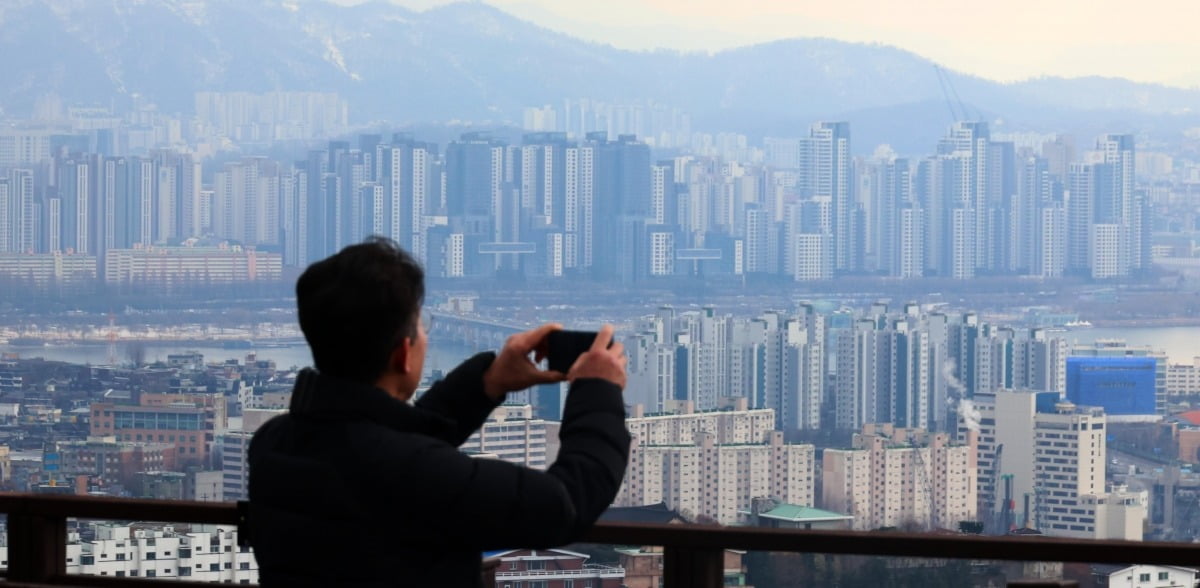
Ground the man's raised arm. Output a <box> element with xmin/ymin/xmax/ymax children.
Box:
<box><xmin>415</xmin><ymin>323</ymin><xmax>567</xmax><ymax>447</ymax></box>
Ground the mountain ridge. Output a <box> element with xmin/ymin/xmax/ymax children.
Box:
<box><xmin>3</xmin><ymin>0</ymin><xmax>1199</xmax><ymax>151</ymax></box>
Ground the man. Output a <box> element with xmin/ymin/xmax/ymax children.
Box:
<box><xmin>248</xmin><ymin>238</ymin><xmax>630</xmax><ymax>586</ymax></box>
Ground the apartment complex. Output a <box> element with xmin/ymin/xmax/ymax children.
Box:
<box><xmin>104</xmin><ymin>245</ymin><xmax>282</xmax><ymax>285</ymax></box>
<box><xmin>0</xmin><ymin>252</ymin><xmax>96</xmax><ymax>287</ymax></box>
<box><xmin>616</xmin><ymin>402</ymin><xmax>814</xmax><ymax>525</ymax></box>
<box><xmin>822</xmin><ymin>423</ymin><xmax>977</xmax><ymax>531</ymax></box>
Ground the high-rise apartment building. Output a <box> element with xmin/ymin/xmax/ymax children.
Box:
<box><xmin>822</xmin><ymin>423</ymin><xmax>977</xmax><ymax>531</ymax></box>
<box><xmin>967</xmin><ymin>389</ymin><xmax>1145</xmax><ymax>539</ymax></box>
<box><xmin>458</xmin><ymin>404</ymin><xmax>557</xmax><ymax>470</ymax></box>
<box><xmin>801</xmin><ymin>122</ymin><xmax>853</xmax><ymax>272</ymax></box>
<box><xmin>617</xmin><ymin>402</ymin><xmax>814</xmax><ymax>525</ymax></box>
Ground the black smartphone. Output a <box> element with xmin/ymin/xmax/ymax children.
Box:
<box><xmin>546</xmin><ymin>330</ymin><xmax>613</xmax><ymax>373</ymax></box>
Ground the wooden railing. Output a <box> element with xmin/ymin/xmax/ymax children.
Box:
<box><xmin>0</xmin><ymin>493</ymin><xmax>1198</xmax><ymax>586</ymax></box>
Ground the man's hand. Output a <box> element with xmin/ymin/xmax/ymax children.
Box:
<box><xmin>482</xmin><ymin>323</ymin><xmax>568</xmax><ymax>401</ymax></box>
<box><xmin>567</xmin><ymin>324</ymin><xmax>627</xmax><ymax>389</ymax></box>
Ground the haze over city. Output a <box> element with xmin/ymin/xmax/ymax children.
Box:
<box><xmin>2</xmin><ymin>0</ymin><xmax>1200</xmax><ymax>586</ymax></box>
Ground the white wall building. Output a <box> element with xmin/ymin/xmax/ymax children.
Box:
<box><xmin>822</xmin><ymin>424</ymin><xmax>977</xmax><ymax>531</ymax></box>
<box><xmin>617</xmin><ymin>404</ymin><xmax>814</xmax><ymax>525</ymax></box>
<box><xmin>1092</xmin><ymin>564</ymin><xmax>1197</xmax><ymax>588</ymax></box>
<box><xmin>460</xmin><ymin>404</ymin><xmax>556</xmax><ymax>470</ymax></box>
<box><xmin>0</xmin><ymin>523</ymin><xmax>258</xmax><ymax>582</ymax></box>
<box><xmin>967</xmin><ymin>388</ymin><xmax>1146</xmax><ymax>540</ymax></box>
<box><xmin>1167</xmin><ymin>359</ymin><xmax>1200</xmax><ymax>397</ymax></box>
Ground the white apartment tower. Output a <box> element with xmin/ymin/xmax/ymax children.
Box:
<box><xmin>967</xmin><ymin>389</ymin><xmax>1145</xmax><ymax>540</ymax></box>
<box><xmin>822</xmin><ymin>423</ymin><xmax>977</xmax><ymax>531</ymax></box>
<box><xmin>617</xmin><ymin>402</ymin><xmax>815</xmax><ymax>525</ymax></box>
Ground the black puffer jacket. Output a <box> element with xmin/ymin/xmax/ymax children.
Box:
<box><xmin>248</xmin><ymin>353</ymin><xmax>630</xmax><ymax>587</ymax></box>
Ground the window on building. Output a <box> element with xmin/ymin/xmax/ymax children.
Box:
<box><xmin>210</xmin><ymin>563</ymin><xmax>220</xmax><ymax>572</ymax></box>
<box><xmin>146</xmin><ymin>552</ymin><xmax>156</xmax><ymax>560</ymax></box>
<box><xmin>114</xmin><ymin>571</ymin><xmax>124</xmax><ymax>577</ymax></box>
<box><xmin>1159</xmin><ymin>572</ymin><xmax>1169</xmax><ymax>580</ymax></box>
<box><xmin>80</xmin><ymin>555</ymin><xmax>94</xmax><ymax>565</ymax></box>
<box><xmin>1140</xmin><ymin>573</ymin><xmax>1151</xmax><ymax>581</ymax></box>
<box><xmin>180</xmin><ymin>567</ymin><xmax>192</xmax><ymax>577</ymax></box>
<box><xmin>528</xmin><ymin>560</ymin><xmax>545</xmax><ymax>570</ymax></box>
<box><xmin>240</xmin><ymin>562</ymin><xmax>250</xmax><ymax>570</ymax></box>
<box><xmin>146</xmin><ymin>570</ymin><xmax>156</xmax><ymax>578</ymax></box>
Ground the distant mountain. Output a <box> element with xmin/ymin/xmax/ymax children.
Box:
<box><xmin>3</xmin><ymin>0</ymin><xmax>1199</xmax><ymax>153</ymax></box>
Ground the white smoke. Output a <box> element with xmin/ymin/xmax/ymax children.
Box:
<box><xmin>958</xmin><ymin>398</ymin><xmax>982</xmax><ymax>433</ymax></box>
<box><xmin>942</xmin><ymin>358</ymin><xmax>981</xmax><ymax>432</ymax></box>
<box><xmin>941</xmin><ymin>357</ymin><xmax>964</xmax><ymax>396</ymax></box>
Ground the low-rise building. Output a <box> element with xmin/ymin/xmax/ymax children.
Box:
<box><xmin>745</xmin><ymin>501</ymin><xmax>854</xmax><ymax>530</ymax></box>
<box><xmin>0</xmin><ymin>522</ymin><xmax>257</xmax><ymax>583</ymax></box>
<box><xmin>1089</xmin><ymin>564</ymin><xmax>1197</xmax><ymax>587</ymax></box>
<box><xmin>56</xmin><ymin>437</ymin><xmax>177</xmax><ymax>490</ymax></box>
<box><xmin>488</xmin><ymin>548</ymin><xmax>624</xmax><ymax>588</ymax></box>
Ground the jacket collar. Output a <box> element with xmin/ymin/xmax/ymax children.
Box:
<box><xmin>287</xmin><ymin>368</ymin><xmax>455</xmax><ymax>438</ymax></box>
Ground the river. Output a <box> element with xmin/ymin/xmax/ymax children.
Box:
<box><xmin>5</xmin><ymin>326</ymin><xmax>1200</xmax><ymax>372</ymax></box>
<box><xmin>0</xmin><ymin>339</ymin><xmax>484</xmax><ymax>381</ymax></box>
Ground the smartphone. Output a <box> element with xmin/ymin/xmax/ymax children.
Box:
<box><xmin>546</xmin><ymin>330</ymin><xmax>613</xmax><ymax>373</ymax></box>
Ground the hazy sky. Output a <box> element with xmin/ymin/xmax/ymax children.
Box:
<box><xmin>373</xmin><ymin>0</ymin><xmax>1200</xmax><ymax>88</ymax></box>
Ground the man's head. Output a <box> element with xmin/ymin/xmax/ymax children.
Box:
<box><xmin>297</xmin><ymin>238</ymin><xmax>426</xmax><ymax>391</ymax></box>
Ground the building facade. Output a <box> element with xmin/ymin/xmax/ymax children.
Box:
<box><xmin>822</xmin><ymin>423</ymin><xmax>977</xmax><ymax>531</ymax></box>
<box><xmin>617</xmin><ymin>404</ymin><xmax>814</xmax><ymax>525</ymax></box>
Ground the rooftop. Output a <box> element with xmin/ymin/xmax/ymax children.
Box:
<box><xmin>747</xmin><ymin>504</ymin><xmax>854</xmax><ymax>523</ymax></box>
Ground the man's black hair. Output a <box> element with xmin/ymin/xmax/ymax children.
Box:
<box><xmin>296</xmin><ymin>237</ymin><xmax>425</xmax><ymax>383</ymax></box>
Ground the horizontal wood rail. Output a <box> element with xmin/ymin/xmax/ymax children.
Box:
<box><xmin>0</xmin><ymin>493</ymin><xmax>1194</xmax><ymax>586</ymax></box>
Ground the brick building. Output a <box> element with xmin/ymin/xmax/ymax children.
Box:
<box><xmin>89</xmin><ymin>393</ymin><xmax>227</xmax><ymax>468</ymax></box>
<box><xmin>488</xmin><ymin>548</ymin><xmax>624</xmax><ymax>588</ymax></box>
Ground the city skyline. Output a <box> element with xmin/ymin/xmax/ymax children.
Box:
<box><xmin>0</xmin><ymin>98</ymin><xmax>1171</xmax><ymax>292</ymax></box>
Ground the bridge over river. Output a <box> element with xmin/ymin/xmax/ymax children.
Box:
<box><xmin>428</xmin><ymin>311</ymin><xmax>525</xmax><ymax>350</ymax></box>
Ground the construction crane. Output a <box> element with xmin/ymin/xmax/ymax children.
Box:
<box><xmin>934</xmin><ymin>65</ymin><xmax>980</xmax><ymax>123</ymax></box>
<box><xmin>911</xmin><ymin>436</ymin><xmax>939</xmax><ymax>529</ymax></box>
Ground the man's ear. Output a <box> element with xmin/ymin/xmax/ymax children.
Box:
<box><xmin>392</xmin><ymin>337</ymin><xmax>415</xmax><ymax>375</ymax></box>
